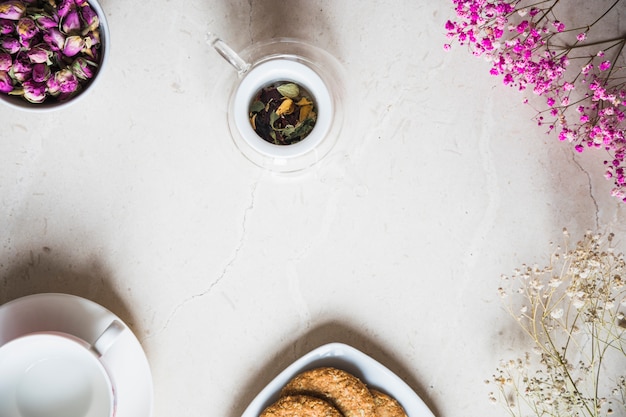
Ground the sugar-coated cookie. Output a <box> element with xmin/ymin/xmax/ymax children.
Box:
<box><xmin>281</xmin><ymin>367</ymin><xmax>377</xmax><ymax>417</ymax></box>
<box><xmin>260</xmin><ymin>395</ymin><xmax>342</xmax><ymax>417</ymax></box>
<box><xmin>371</xmin><ymin>389</ymin><xmax>408</xmax><ymax>417</ymax></box>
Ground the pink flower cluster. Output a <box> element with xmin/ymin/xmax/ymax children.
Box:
<box><xmin>445</xmin><ymin>0</ymin><xmax>626</xmax><ymax>203</ymax></box>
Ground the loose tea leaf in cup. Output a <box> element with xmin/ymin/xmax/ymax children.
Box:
<box><xmin>249</xmin><ymin>81</ymin><xmax>317</xmax><ymax>145</ymax></box>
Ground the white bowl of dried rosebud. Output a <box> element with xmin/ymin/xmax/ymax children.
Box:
<box><xmin>0</xmin><ymin>0</ymin><xmax>109</xmax><ymax>111</ymax></box>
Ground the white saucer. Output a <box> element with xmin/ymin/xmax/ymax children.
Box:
<box><xmin>0</xmin><ymin>293</ymin><xmax>153</xmax><ymax>417</ymax></box>
<box><xmin>241</xmin><ymin>342</ymin><xmax>435</xmax><ymax>417</ymax></box>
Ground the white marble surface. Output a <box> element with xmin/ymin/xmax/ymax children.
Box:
<box><xmin>1</xmin><ymin>1</ymin><xmax>625</xmax><ymax>417</ymax></box>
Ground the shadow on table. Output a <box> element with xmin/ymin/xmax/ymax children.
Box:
<box><xmin>0</xmin><ymin>244</ymin><xmax>141</xmax><ymax>337</ymax></box>
<box><xmin>216</xmin><ymin>0</ymin><xmax>341</xmax><ymax>59</ymax></box>
<box><xmin>230</xmin><ymin>319</ymin><xmax>441</xmax><ymax>417</ymax></box>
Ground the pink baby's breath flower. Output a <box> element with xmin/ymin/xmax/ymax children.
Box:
<box><xmin>445</xmin><ymin>0</ymin><xmax>626</xmax><ymax>202</ymax></box>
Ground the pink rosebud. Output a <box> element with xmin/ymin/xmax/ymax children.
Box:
<box><xmin>84</xmin><ymin>28</ymin><xmax>99</xmax><ymax>46</ymax></box>
<box><xmin>46</xmin><ymin>74</ymin><xmax>60</xmax><ymax>95</ymax></box>
<box><xmin>16</xmin><ymin>16</ymin><xmax>37</xmax><ymax>40</ymax></box>
<box><xmin>27</xmin><ymin>45</ymin><xmax>50</xmax><ymax>63</ymax></box>
<box><xmin>70</xmin><ymin>56</ymin><xmax>96</xmax><ymax>80</ymax></box>
<box><xmin>61</xmin><ymin>8</ymin><xmax>80</xmax><ymax>33</ymax></box>
<box><xmin>31</xmin><ymin>62</ymin><xmax>50</xmax><ymax>82</ymax></box>
<box><xmin>56</xmin><ymin>0</ymin><xmax>75</xmax><ymax>19</ymax></box>
<box><xmin>34</xmin><ymin>13</ymin><xmax>58</xmax><ymax>29</ymax></box>
<box><xmin>0</xmin><ymin>70</ymin><xmax>13</xmax><ymax>92</ymax></box>
<box><xmin>62</xmin><ymin>35</ymin><xmax>84</xmax><ymax>56</ymax></box>
<box><xmin>1</xmin><ymin>36</ymin><xmax>19</xmax><ymax>53</ymax></box>
<box><xmin>12</xmin><ymin>50</ymin><xmax>31</xmax><ymax>73</ymax></box>
<box><xmin>79</xmin><ymin>4</ymin><xmax>99</xmax><ymax>34</ymax></box>
<box><xmin>0</xmin><ymin>0</ymin><xmax>25</xmax><ymax>20</ymax></box>
<box><xmin>0</xmin><ymin>51</ymin><xmax>10</xmax><ymax>70</ymax></box>
<box><xmin>22</xmin><ymin>79</ymin><xmax>47</xmax><ymax>103</ymax></box>
<box><xmin>43</xmin><ymin>27</ymin><xmax>65</xmax><ymax>50</ymax></box>
<box><xmin>54</xmin><ymin>68</ymin><xmax>78</xmax><ymax>93</ymax></box>
<box><xmin>0</xmin><ymin>17</ymin><xmax>14</xmax><ymax>33</ymax></box>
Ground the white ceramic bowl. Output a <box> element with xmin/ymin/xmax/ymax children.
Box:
<box><xmin>0</xmin><ymin>0</ymin><xmax>110</xmax><ymax>111</ymax></box>
<box><xmin>241</xmin><ymin>343</ymin><xmax>436</xmax><ymax>417</ymax></box>
<box><xmin>232</xmin><ymin>59</ymin><xmax>333</xmax><ymax>161</ymax></box>
<box><xmin>224</xmin><ymin>39</ymin><xmax>346</xmax><ymax>173</ymax></box>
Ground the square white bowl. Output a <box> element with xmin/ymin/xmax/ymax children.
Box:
<box><xmin>241</xmin><ymin>343</ymin><xmax>435</xmax><ymax>417</ymax></box>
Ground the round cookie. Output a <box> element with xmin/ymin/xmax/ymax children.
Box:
<box><xmin>281</xmin><ymin>367</ymin><xmax>377</xmax><ymax>417</ymax></box>
<box><xmin>371</xmin><ymin>389</ymin><xmax>408</xmax><ymax>417</ymax></box>
<box><xmin>260</xmin><ymin>395</ymin><xmax>342</xmax><ymax>417</ymax></box>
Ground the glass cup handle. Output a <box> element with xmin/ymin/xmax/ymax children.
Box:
<box><xmin>92</xmin><ymin>320</ymin><xmax>125</xmax><ymax>357</ymax></box>
<box><xmin>207</xmin><ymin>32</ymin><xmax>251</xmax><ymax>75</ymax></box>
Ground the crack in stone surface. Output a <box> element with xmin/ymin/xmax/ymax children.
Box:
<box><xmin>571</xmin><ymin>152</ymin><xmax>600</xmax><ymax>229</ymax></box>
<box><xmin>142</xmin><ymin>181</ymin><xmax>259</xmax><ymax>342</ymax></box>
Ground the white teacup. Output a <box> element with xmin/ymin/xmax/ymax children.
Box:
<box><xmin>0</xmin><ymin>320</ymin><xmax>125</xmax><ymax>417</ymax></box>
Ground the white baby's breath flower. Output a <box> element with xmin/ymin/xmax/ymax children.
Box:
<box><xmin>493</xmin><ymin>230</ymin><xmax>625</xmax><ymax>417</ymax></box>
<box><xmin>550</xmin><ymin>308</ymin><xmax>564</xmax><ymax>319</ymax></box>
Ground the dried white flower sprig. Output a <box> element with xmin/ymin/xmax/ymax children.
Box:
<box><xmin>490</xmin><ymin>229</ymin><xmax>626</xmax><ymax>417</ymax></box>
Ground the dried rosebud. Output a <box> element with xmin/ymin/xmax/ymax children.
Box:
<box><xmin>0</xmin><ymin>17</ymin><xmax>14</xmax><ymax>33</ymax></box>
<box><xmin>56</xmin><ymin>0</ymin><xmax>74</xmax><ymax>19</ymax></box>
<box><xmin>85</xmin><ymin>28</ymin><xmax>99</xmax><ymax>46</ymax></box>
<box><xmin>43</xmin><ymin>27</ymin><xmax>65</xmax><ymax>51</ymax></box>
<box><xmin>54</xmin><ymin>68</ymin><xmax>78</xmax><ymax>93</ymax></box>
<box><xmin>62</xmin><ymin>34</ymin><xmax>84</xmax><ymax>56</ymax></box>
<box><xmin>31</xmin><ymin>62</ymin><xmax>50</xmax><ymax>82</ymax></box>
<box><xmin>33</xmin><ymin>13</ymin><xmax>58</xmax><ymax>29</ymax></box>
<box><xmin>12</xmin><ymin>50</ymin><xmax>31</xmax><ymax>74</ymax></box>
<box><xmin>0</xmin><ymin>70</ymin><xmax>13</xmax><ymax>92</ymax></box>
<box><xmin>16</xmin><ymin>16</ymin><xmax>38</xmax><ymax>40</ymax></box>
<box><xmin>46</xmin><ymin>74</ymin><xmax>60</xmax><ymax>95</ymax></box>
<box><xmin>70</xmin><ymin>56</ymin><xmax>96</xmax><ymax>80</ymax></box>
<box><xmin>0</xmin><ymin>51</ymin><xmax>11</xmax><ymax>71</ymax></box>
<box><xmin>27</xmin><ymin>45</ymin><xmax>51</xmax><ymax>63</ymax></box>
<box><xmin>79</xmin><ymin>4</ymin><xmax>98</xmax><ymax>33</ymax></box>
<box><xmin>1</xmin><ymin>36</ymin><xmax>19</xmax><ymax>53</ymax></box>
<box><xmin>0</xmin><ymin>0</ymin><xmax>26</xmax><ymax>20</ymax></box>
<box><xmin>22</xmin><ymin>79</ymin><xmax>47</xmax><ymax>103</ymax></box>
<box><xmin>60</xmin><ymin>8</ymin><xmax>79</xmax><ymax>33</ymax></box>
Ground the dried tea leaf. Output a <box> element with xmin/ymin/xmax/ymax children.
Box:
<box><xmin>248</xmin><ymin>81</ymin><xmax>317</xmax><ymax>145</ymax></box>
<box><xmin>250</xmin><ymin>100</ymin><xmax>264</xmax><ymax>113</ymax></box>
<box><xmin>269</xmin><ymin>110</ymin><xmax>280</xmax><ymax>127</ymax></box>
<box><xmin>277</xmin><ymin>83</ymin><xmax>300</xmax><ymax>98</ymax></box>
